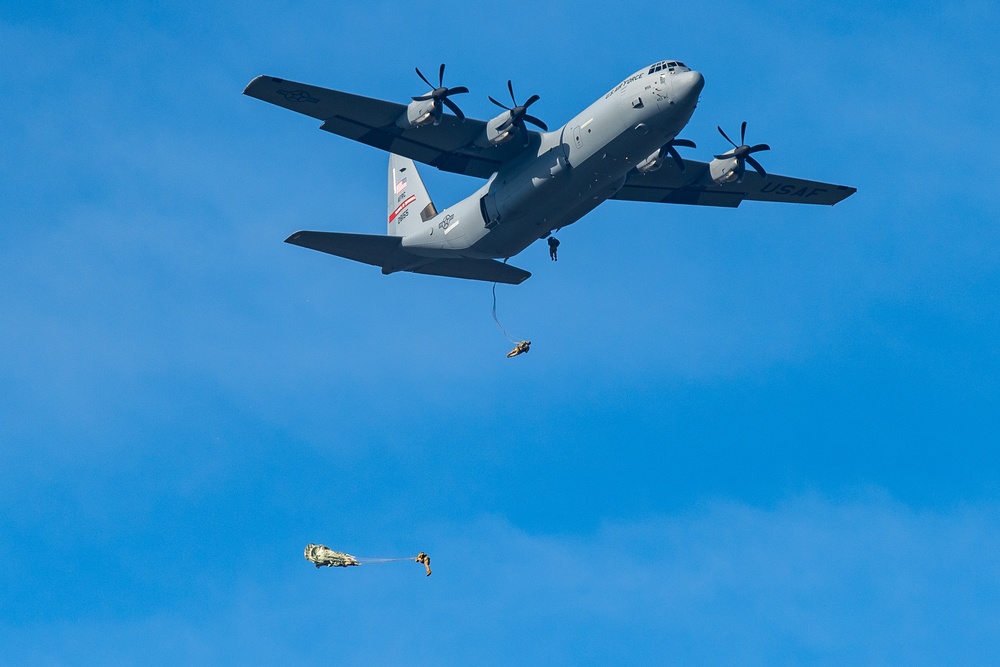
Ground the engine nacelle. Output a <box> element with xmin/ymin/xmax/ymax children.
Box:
<box><xmin>709</xmin><ymin>156</ymin><xmax>741</xmax><ymax>184</ymax></box>
<box><xmin>396</xmin><ymin>99</ymin><xmax>439</xmax><ymax>129</ymax></box>
<box><xmin>636</xmin><ymin>147</ymin><xmax>667</xmax><ymax>173</ymax></box>
<box><xmin>477</xmin><ymin>112</ymin><xmax>517</xmax><ymax>147</ymax></box>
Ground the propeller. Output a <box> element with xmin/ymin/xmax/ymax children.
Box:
<box><xmin>488</xmin><ymin>80</ymin><xmax>548</xmax><ymax>133</ymax></box>
<box><xmin>715</xmin><ymin>121</ymin><xmax>770</xmax><ymax>178</ymax></box>
<box><xmin>663</xmin><ymin>137</ymin><xmax>696</xmax><ymax>171</ymax></box>
<box><xmin>412</xmin><ymin>64</ymin><xmax>469</xmax><ymax>121</ymax></box>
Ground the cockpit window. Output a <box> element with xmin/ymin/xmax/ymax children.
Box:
<box><xmin>649</xmin><ymin>60</ymin><xmax>688</xmax><ymax>74</ymax></box>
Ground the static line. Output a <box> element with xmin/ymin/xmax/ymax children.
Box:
<box><xmin>492</xmin><ymin>282</ymin><xmax>518</xmax><ymax>344</ymax></box>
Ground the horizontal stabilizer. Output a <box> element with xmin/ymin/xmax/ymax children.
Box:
<box><xmin>286</xmin><ymin>230</ymin><xmax>530</xmax><ymax>284</ymax></box>
<box><xmin>285</xmin><ymin>231</ymin><xmax>401</xmax><ymax>266</ymax></box>
<box><xmin>409</xmin><ymin>258</ymin><xmax>530</xmax><ymax>285</ymax></box>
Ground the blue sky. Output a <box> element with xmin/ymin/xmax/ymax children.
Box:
<box><xmin>2</xmin><ymin>0</ymin><xmax>999</xmax><ymax>664</ymax></box>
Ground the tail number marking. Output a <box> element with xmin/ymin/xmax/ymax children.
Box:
<box><xmin>389</xmin><ymin>195</ymin><xmax>417</xmax><ymax>223</ymax></box>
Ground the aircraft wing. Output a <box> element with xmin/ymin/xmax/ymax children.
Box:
<box><xmin>244</xmin><ymin>75</ymin><xmax>539</xmax><ymax>179</ymax></box>
<box><xmin>612</xmin><ymin>159</ymin><xmax>856</xmax><ymax>208</ymax></box>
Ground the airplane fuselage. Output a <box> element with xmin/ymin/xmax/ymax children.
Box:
<box><xmin>247</xmin><ymin>57</ymin><xmax>854</xmax><ymax>283</ymax></box>
<box><xmin>389</xmin><ymin>63</ymin><xmax>705</xmax><ymax>268</ymax></box>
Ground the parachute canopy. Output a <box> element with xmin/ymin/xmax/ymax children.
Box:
<box><xmin>304</xmin><ymin>543</ymin><xmax>360</xmax><ymax>568</ymax></box>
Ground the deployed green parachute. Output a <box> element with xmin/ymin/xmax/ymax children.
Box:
<box><xmin>304</xmin><ymin>543</ymin><xmax>432</xmax><ymax>576</ymax></box>
<box><xmin>304</xmin><ymin>544</ymin><xmax>360</xmax><ymax>568</ymax></box>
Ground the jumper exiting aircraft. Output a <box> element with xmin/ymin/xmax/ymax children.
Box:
<box><xmin>244</xmin><ymin>62</ymin><xmax>856</xmax><ymax>284</ymax></box>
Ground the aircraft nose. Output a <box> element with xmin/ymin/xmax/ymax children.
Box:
<box><xmin>674</xmin><ymin>70</ymin><xmax>705</xmax><ymax>102</ymax></box>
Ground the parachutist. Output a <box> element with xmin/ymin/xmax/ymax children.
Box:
<box><xmin>548</xmin><ymin>236</ymin><xmax>559</xmax><ymax>261</ymax></box>
<box><xmin>416</xmin><ymin>552</ymin><xmax>432</xmax><ymax>576</ymax></box>
<box><xmin>506</xmin><ymin>340</ymin><xmax>531</xmax><ymax>358</ymax></box>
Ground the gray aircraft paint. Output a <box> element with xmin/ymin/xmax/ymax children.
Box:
<box><xmin>245</xmin><ymin>61</ymin><xmax>854</xmax><ymax>283</ymax></box>
<box><xmin>394</xmin><ymin>65</ymin><xmax>704</xmax><ymax>262</ymax></box>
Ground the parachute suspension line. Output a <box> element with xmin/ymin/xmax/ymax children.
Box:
<box><xmin>492</xmin><ymin>282</ymin><xmax>532</xmax><ymax>359</ymax></box>
<box><xmin>359</xmin><ymin>554</ymin><xmax>432</xmax><ymax>576</ymax></box>
<box><xmin>492</xmin><ymin>282</ymin><xmax>519</xmax><ymax>344</ymax></box>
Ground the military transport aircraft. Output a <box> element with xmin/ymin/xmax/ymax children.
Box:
<box><xmin>244</xmin><ymin>62</ymin><xmax>855</xmax><ymax>284</ymax></box>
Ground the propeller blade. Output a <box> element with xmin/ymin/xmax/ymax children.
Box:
<box><xmin>490</xmin><ymin>80</ymin><xmax>547</xmax><ymax>132</ymax></box>
<box><xmin>715</xmin><ymin>123</ymin><xmax>767</xmax><ymax>178</ymax></box>
<box><xmin>746</xmin><ymin>155</ymin><xmax>767</xmax><ymax>178</ymax></box>
<box><xmin>411</xmin><ymin>94</ymin><xmax>434</xmax><ymax>102</ymax></box>
<box><xmin>671</xmin><ymin>138</ymin><xmax>697</xmax><ymax>148</ymax></box>
<box><xmin>442</xmin><ymin>96</ymin><xmax>465</xmax><ymax>121</ymax></box>
<box><xmin>718</xmin><ymin>125</ymin><xmax>738</xmax><ymax>149</ymax></box>
<box><xmin>438</xmin><ymin>63</ymin><xmax>445</xmax><ymax>87</ymax></box>
<box><xmin>446</xmin><ymin>86</ymin><xmax>470</xmax><ymax>96</ymax></box>
<box><xmin>415</xmin><ymin>67</ymin><xmax>434</xmax><ymax>90</ymax></box>
<box><xmin>666</xmin><ymin>145</ymin><xmax>685</xmax><ymax>171</ymax></box>
<box><xmin>523</xmin><ymin>114</ymin><xmax>548</xmax><ymax>131</ymax></box>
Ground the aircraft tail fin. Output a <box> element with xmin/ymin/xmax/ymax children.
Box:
<box><xmin>387</xmin><ymin>154</ymin><xmax>436</xmax><ymax>237</ymax></box>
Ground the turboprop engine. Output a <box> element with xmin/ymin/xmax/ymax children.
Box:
<box><xmin>709</xmin><ymin>121</ymin><xmax>770</xmax><ymax>184</ymax></box>
<box><xmin>636</xmin><ymin>138</ymin><xmax>697</xmax><ymax>173</ymax></box>
<box><xmin>709</xmin><ymin>155</ymin><xmax>741</xmax><ymax>184</ymax></box>
<box><xmin>477</xmin><ymin>80</ymin><xmax>547</xmax><ymax>147</ymax></box>
<box><xmin>401</xmin><ymin>98</ymin><xmax>439</xmax><ymax>128</ymax></box>
<box><xmin>483</xmin><ymin>112</ymin><xmax>517</xmax><ymax>145</ymax></box>
<box><xmin>396</xmin><ymin>64</ymin><xmax>468</xmax><ymax>129</ymax></box>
